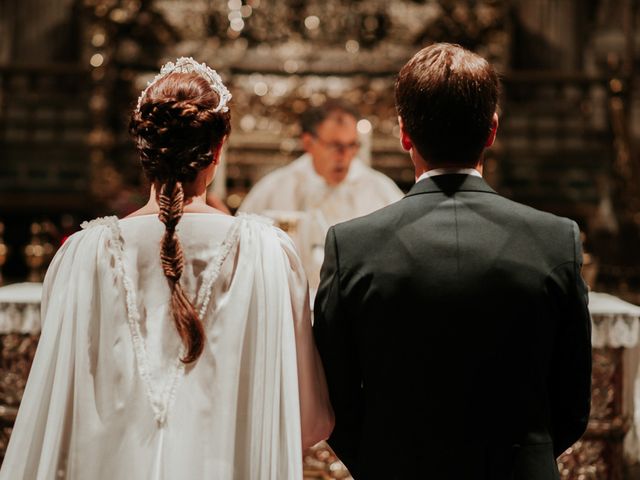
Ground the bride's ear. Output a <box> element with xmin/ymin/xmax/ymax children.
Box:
<box><xmin>212</xmin><ymin>138</ymin><xmax>226</xmax><ymax>164</ymax></box>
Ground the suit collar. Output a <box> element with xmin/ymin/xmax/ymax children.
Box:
<box><xmin>405</xmin><ymin>174</ymin><xmax>498</xmax><ymax>198</ymax></box>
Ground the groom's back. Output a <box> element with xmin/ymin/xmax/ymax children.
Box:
<box><xmin>313</xmin><ymin>43</ymin><xmax>590</xmax><ymax>480</ymax></box>
<box><xmin>316</xmin><ymin>174</ymin><xmax>590</xmax><ymax>479</ymax></box>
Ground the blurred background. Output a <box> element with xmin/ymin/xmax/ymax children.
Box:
<box><xmin>0</xmin><ymin>0</ymin><xmax>637</xmax><ymax>298</ymax></box>
<box><xmin>0</xmin><ymin>0</ymin><xmax>639</xmax><ymax>478</ymax></box>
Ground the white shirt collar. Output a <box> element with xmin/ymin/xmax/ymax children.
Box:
<box><xmin>416</xmin><ymin>168</ymin><xmax>482</xmax><ymax>183</ymax></box>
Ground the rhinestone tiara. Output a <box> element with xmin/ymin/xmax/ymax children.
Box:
<box><xmin>135</xmin><ymin>57</ymin><xmax>232</xmax><ymax>113</ymax></box>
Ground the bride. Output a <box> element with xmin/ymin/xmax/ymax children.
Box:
<box><xmin>0</xmin><ymin>58</ymin><xmax>333</xmax><ymax>479</ymax></box>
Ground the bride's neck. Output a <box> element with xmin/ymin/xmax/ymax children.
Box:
<box><xmin>126</xmin><ymin>165</ymin><xmax>222</xmax><ymax>218</ymax></box>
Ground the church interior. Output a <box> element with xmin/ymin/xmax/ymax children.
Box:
<box><xmin>0</xmin><ymin>0</ymin><xmax>639</xmax><ymax>478</ymax></box>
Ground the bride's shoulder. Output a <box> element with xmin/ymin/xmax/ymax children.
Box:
<box><xmin>62</xmin><ymin>216</ymin><xmax>125</xmax><ymax>260</ymax></box>
<box><xmin>45</xmin><ymin>216</ymin><xmax>123</xmax><ymax>271</ymax></box>
<box><xmin>234</xmin><ymin>212</ymin><xmax>296</xmax><ymax>246</ymax></box>
<box><xmin>234</xmin><ymin>212</ymin><xmax>299</xmax><ymax>255</ymax></box>
<box><xmin>235</xmin><ymin>212</ymin><xmax>276</xmax><ymax>228</ymax></box>
<box><xmin>73</xmin><ymin>215</ymin><xmax>123</xmax><ymax>245</ymax></box>
<box><xmin>80</xmin><ymin>215</ymin><xmax>121</xmax><ymax>233</ymax></box>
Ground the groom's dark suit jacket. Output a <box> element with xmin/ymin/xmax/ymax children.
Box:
<box><xmin>313</xmin><ymin>174</ymin><xmax>591</xmax><ymax>480</ymax></box>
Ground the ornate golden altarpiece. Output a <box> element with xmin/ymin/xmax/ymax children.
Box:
<box><xmin>80</xmin><ymin>0</ymin><xmax>510</xmax><ymax>209</ymax></box>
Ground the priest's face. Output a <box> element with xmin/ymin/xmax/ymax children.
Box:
<box><xmin>303</xmin><ymin>113</ymin><xmax>360</xmax><ymax>186</ymax></box>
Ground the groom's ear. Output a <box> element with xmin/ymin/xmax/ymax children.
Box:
<box><xmin>398</xmin><ymin>116</ymin><xmax>413</xmax><ymax>152</ymax></box>
<box><xmin>485</xmin><ymin>112</ymin><xmax>499</xmax><ymax>148</ymax></box>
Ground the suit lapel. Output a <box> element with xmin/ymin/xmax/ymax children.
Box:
<box><xmin>404</xmin><ymin>174</ymin><xmax>499</xmax><ymax>198</ymax></box>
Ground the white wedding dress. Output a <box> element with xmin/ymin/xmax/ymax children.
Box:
<box><xmin>0</xmin><ymin>213</ymin><xmax>307</xmax><ymax>480</ymax></box>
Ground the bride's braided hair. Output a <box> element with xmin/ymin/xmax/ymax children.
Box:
<box><xmin>129</xmin><ymin>72</ymin><xmax>231</xmax><ymax>363</ymax></box>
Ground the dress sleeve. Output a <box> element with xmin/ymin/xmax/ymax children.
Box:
<box><xmin>0</xmin><ymin>227</ymin><xmax>106</xmax><ymax>480</ymax></box>
<box><xmin>275</xmin><ymin>230</ymin><xmax>334</xmax><ymax>449</ymax></box>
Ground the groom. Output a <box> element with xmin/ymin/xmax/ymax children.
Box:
<box><xmin>313</xmin><ymin>43</ymin><xmax>591</xmax><ymax>479</ymax></box>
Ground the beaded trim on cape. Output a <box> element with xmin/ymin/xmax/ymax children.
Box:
<box><xmin>82</xmin><ymin>215</ymin><xmax>241</xmax><ymax>424</ymax></box>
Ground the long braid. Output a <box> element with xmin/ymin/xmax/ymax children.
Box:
<box><xmin>158</xmin><ymin>180</ymin><xmax>205</xmax><ymax>363</ymax></box>
<box><xmin>130</xmin><ymin>72</ymin><xmax>231</xmax><ymax>364</ymax></box>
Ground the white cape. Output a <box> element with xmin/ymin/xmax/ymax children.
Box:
<box><xmin>0</xmin><ymin>214</ymin><xmax>304</xmax><ymax>480</ymax></box>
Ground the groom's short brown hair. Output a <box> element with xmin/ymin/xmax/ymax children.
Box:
<box><xmin>395</xmin><ymin>43</ymin><xmax>499</xmax><ymax>166</ymax></box>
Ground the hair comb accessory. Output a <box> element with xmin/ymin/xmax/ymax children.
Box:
<box><xmin>136</xmin><ymin>57</ymin><xmax>232</xmax><ymax>113</ymax></box>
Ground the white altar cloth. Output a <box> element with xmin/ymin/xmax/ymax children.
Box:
<box><xmin>589</xmin><ymin>291</ymin><xmax>640</xmax><ymax>349</ymax></box>
<box><xmin>585</xmin><ymin>292</ymin><xmax>640</xmax><ymax>463</ymax></box>
<box><xmin>0</xmin><ymin>282</ymin><xmax>43</xmax><ymax>334</ymax></box>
